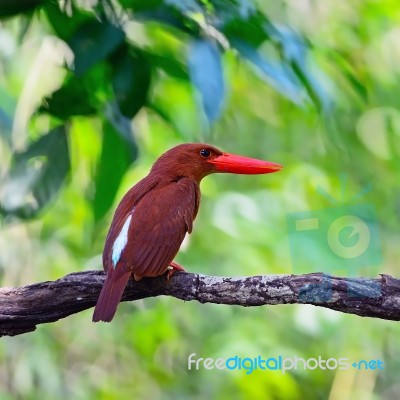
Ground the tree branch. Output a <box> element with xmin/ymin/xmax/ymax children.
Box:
<box><xmin>1</xmin><ymin>271</ymin><xmax>399</xmax><ymax>337</ymax></box>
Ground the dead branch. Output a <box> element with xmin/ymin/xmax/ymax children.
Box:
<box><xmin>1</xmin><ymin>271</ymin><xmax>399</xmax><ymax>337</ymax></box>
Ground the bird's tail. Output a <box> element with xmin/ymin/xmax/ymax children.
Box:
<box><xmin>92</xmin><ymin>269</ymin><xmax>131</xmax><ymax>323</ymax></box>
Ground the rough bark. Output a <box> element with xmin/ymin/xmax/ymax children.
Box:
<box><xmin>1</xmin><ymin>271</ymin><xmax>399</xmax><ymax>337</ymax></box>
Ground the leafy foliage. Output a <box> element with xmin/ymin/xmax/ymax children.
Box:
<box><xmin>0</xmin><ymin>0</ymin><xmax>328</xmax><ymax>221</ymax></box>
<box><xmin>111</xmin><ymin>45</ymin><xmax>152</xmax><ymax>118</ymax></box>
<box><xmin>93</xmin><ymin>117</ymin><xmax>137</xmax><ymax>222</ymax></box>
<box><xmin>39</xmin><ymin>73</ymin><xmax>99</xmax><ymax>119</ymax></box>
<box><xmin>0</xmin><ymin>0</ymin><xmax>328</xmax><ymax>220</ymax></box>
<box><xmin>2</xmin><ymin>1</ymin><xmax>400</xmax><ymax>399</ymax></box>
<box><xmin>0</xmin><ymin>0</ymin><xmax>43</xmax><ymax>19</ymax></box>
<box><xmin>0</xmin><ymin>126</ymin><xmax>69</xmax><ymax>218</ymax></box>
<box><xmin>188</xmin><ymin>39</ymin><xmax>225</xmax><ymax>121</ymax></box>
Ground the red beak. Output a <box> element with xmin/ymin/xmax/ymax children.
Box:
<box><xmin>208</xmin><ymin>153</ymin><xmax>283</xmax><ymax>174</ymax></box>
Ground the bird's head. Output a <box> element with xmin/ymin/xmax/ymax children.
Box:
<box><xmin>150</xmin><ymin>143</ymin><xmax>282</xmax><ymax>183</ymax></box>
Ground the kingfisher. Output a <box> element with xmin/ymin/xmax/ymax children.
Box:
<box><xmin>93</xmin><ymin>143</ymin><xmax>282</xmax><ymax>322</ymax></box>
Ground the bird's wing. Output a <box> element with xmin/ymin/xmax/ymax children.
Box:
<box><xmin>108</xmin><ymin>177</ymin><xmax>199</xmax><ymax>277</ymax></box>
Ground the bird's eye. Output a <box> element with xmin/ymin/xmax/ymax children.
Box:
<box><xmin>200</xmin><ymin>149</ymin><xmax>211</xmax><ymax>158</ymax></box>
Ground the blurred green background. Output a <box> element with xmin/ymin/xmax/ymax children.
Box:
<box><xmin>1</xmin><ymin>1</ymin><xmax>400</xmax><ymax>399</ymax></box>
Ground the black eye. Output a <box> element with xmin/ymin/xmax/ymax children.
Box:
<box><xmin>200</xmin><ymin>148</ymin><xmax>211</xmax><ymax>158</ymax></box>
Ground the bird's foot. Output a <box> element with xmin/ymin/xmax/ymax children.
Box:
<box><xmin>166</xmin><ymin>262</ymin><xmax>186</xmax><ymax>280</ymax></box>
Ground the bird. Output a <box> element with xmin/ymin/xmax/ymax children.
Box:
<box><xmin>92</xmin><ymin>143</ymin><xmax>282</xmax><ymax>322</ymax></box>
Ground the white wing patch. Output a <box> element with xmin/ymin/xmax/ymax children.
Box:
<box><xmin>112</xmin><ymin>212</ymin><xmax>133</xmax><ymax>268</ymax></box>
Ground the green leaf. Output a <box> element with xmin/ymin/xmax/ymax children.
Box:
<box><xmin>93</xmin><ymin>116</ymin><xmax>137</xmax><ymax>222</ymax></box>
<box><xmin>188</xmin><ymin>39</ymin><xmax>225</xmax><ymax>122</ymax></box>
<box><xmin>147</xmin><ymin>53</ymin><xmax>188</xmax><ymax>80</ymax></box>
<box><xmin>265</xmin><ymin>23</ymin><xmax>333</xmax><ymax>111</ymax></box>
<box><xmin>0</xmin><ymin>0</ymin><xmax>42</xmax><ymax>19</ymax></box>
<box><xmin>0</xmin><ymin>108</ymin><xmax>12</xmax><ymax>144</ymax></box>
<box><xmin>104</xmin><ymin>102</ymin><xmax>138</xmax><ymax>154</ymax></box>
<box><xmin>68</xmin><ymin>19</ymin><xmax>125</xmax><ymax>76</ymax></box>
<box><xmin>119</xmin><ymin>0</ymin><xmax>163</xmax><ymax>11</ymax></box>
<box><xmin>39</xmin><ymin>74</ymin><xmax>97</xmax><ymax>119</ymax></box>
<box><xmin>232</xmin><ymin>40</ymin><xmax>307</xmax><ymax>105</ymax></box>
<box><xmin>43</xmin><ymin>1</ymin><xmax>91</xmax><ymax>40</ymax></box>
<box><xmin>0</xmin><ymin>126</ymin><xmax>70</xmax><ymax>219</ymax></box>
<box><xmin>214</xmin><ymin>0</ymin><xmax>255</xmax><ymax>16</ymax></box>
<box><xmin>39</xmin><ymin>63</ymin><xmax>112</xmax><ymax>120</ymax></box>
<box><xmin>133</xmin><ymin>5</ymin><xmax>193</xmax><ymax>33</ymax></box>
<box><xmin>164</xmin><ymin>0</ymin><xmax>203</xmax><ymax>13</ymax></box>
<box><xmin>223</xmin><ymin>11</ymin><xmax>268</xmax><ymax>47</ymax></box>
<box><xmin>112</xmin><ymin>46</ymin><xmax>152</xmax><ymax>118</ymax></box>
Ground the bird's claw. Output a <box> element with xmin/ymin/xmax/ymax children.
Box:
<box><xmin>166</xmin><ymin>262</ymin><xmax>186</xmax><ymax>280</ymax></box>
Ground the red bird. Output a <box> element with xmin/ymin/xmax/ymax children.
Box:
<box><xmin>93</xmin><ymin>143</ymin><xmax>282</xmax><ymax>322</ymax></box>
